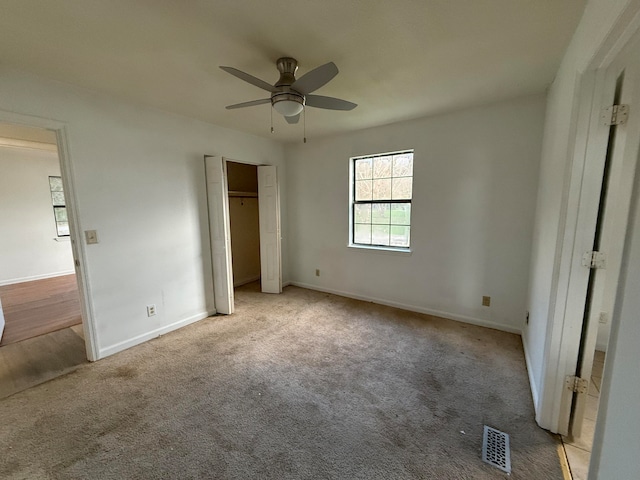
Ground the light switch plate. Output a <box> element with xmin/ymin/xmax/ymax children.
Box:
<box><xmin>85</xmin><ymin>230</ymin><xmax>98</xmax><ymax>244</ymax></box>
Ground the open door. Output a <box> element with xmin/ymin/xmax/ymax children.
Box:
<box><xmin>205</xmin><ymin>156</ymin><xmax>234</xmax><ymax>314</ymax></box>
<box><xmin>258</xmin><ymin>165</ymin><xmax>282</xmax><ymax>294</ymax></box>
<box><xmin>569</xmin><ymin>35</ymin><xmax>640</xmax><ymax>438</ymax></box>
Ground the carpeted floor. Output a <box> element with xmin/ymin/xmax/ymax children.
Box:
<box><xmin>0</xmin><ymin>283</ymin><xmax>562</xmax><ymax>479</ymax></box>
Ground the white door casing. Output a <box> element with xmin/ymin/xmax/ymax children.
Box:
<box><xmin>258</xmin><ymin>165</ymin><xmax>282</xmax><ymax>294</ymax></box>
<box><xmin>205</xmin><ymin>156</ymin><xmax>234</xmax><ymax>314</ymax></box>
<box><xmin>569</xmin><ymin>39</ymin><xmax>640</xmax><ymax>439</ymax></box>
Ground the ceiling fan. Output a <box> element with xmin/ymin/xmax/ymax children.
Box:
<box><xmin>220</xmin><ymin>57</ymin><xmax>357</xmax><ymax>125</ymax></box>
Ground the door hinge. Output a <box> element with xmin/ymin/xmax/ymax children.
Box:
<box><xmin>602</xmin><ymin>104</ymin><xmax>629</xmax><ymax>126</ymax></box>
<box><xmin>581</xmin><ymin>251</ymin><xmax>606</xmax><ymax>269</ymax></box>
<box><xmin>566</xmin><ymin>375</ymin><xmax>589</xmax><ymax>394</ymax></box>
<box><xmin>74</xmin><ymin>259</ymin><xmax>80</xmax><ymax>268</ymax></box>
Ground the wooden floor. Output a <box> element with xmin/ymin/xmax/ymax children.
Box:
<box><xmin>0</xmin><ymin>274</ymin><xmax>82</xmax><ymax>346</ymax></box>
<box><xmin>0</xmin><ymin>324</ymin><xmax>87</xmax><ymax>399</ymax></box>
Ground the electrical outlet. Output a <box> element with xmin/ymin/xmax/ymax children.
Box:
<box><xmin>482</xmin><ymin>296</ymin><xmax>491</xmax><ymax>307</ymax></box>
<box><xmin>147</xmin><ymin>304</ymin><xmax>156</xmax><ymax>317</ymax></box>
<box><xmin>315</xmin><ymin>269</ymin><xmax>320</xmax><ymax>277</ymax></box>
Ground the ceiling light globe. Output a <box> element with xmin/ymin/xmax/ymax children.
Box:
<box><xmin>273</xmin><ymin>99</ymin><xmax>304</xmax><ymax>117</ymax></box>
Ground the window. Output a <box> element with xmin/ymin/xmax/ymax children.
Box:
<box><xmin>351</xmin><ymin>150</ymin><xmax>413</xmax><ymax>249</ymax></box>
<box><xmin>48</xmin><ymin>176</ymin><xmax>70</xmax><ymax>237</ymax></box>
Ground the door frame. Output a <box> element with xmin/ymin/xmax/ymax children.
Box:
<box><xmin>206</xmin><ymin>156</ymin><xmax>282</xmax><ymax>312</ymax></box>
<box><xmin>0</xmin><ymin>109</ymin><xmax>99</xmax><ymax>361</ymax></box>
<box><xmin>537</xmin><ymin>6</ymin><xmax>640</xmax><ymax>435</ymax></box>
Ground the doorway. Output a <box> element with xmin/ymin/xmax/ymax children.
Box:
<box><xmin>226</xmin><ymin>161</ymin><xmax>262</xmax><ymax>289</ymax></box>
<box><xmin>204</xmin><ymin>156</ymin><xmax>282</xmax><ymax>315</ymax></box>
<box><xmin>559</xmin><ymin>27</ymin><xmax>640</xmax><ymax>480</ymax></box>
<box><xmin>0</xmin><ymin>122</ymin><xmax>87</xmax><ymax>398</ymax></box>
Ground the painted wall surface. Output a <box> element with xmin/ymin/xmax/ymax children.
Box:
<box><xmin>523</xmin><ymin>0</ymin><xmax>635</xmax><ymax>418</ymax></box>
<box><xmin>591</xmin><ymin>155</ymin><xmax>640</xmax><ymax>479</ymax></box>
<box><xmin>0</xmin><ymin>67</ymin><xmax>286</xmax><ymax>358</ymax></box>
<box><xmin>286</xmin><ymin>94</ymin><xmax>545</xmax><ymax>333</ymax></box>
<box><xmin>0</xmin><ymin>146</ymin><xmax>74</xmax><ymax>284</ymax></box>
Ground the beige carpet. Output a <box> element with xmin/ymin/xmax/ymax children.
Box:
<box><xmin>0</xmin><ymin>283</ymin><xmax>562</xmax><ymax>479</ymax></box>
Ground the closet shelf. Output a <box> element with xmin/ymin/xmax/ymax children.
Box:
<box><xmin>228</xmin><ymin>190</ymin><xmax>258</xmax><ymax>198</ymax></box>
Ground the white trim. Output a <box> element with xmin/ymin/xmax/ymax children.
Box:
<box><xmin>0</xmin><ymin>270</ymin><xmax>76</xmax><ymax>287</ymax></box>
<box><xmin>0</xmin><ymin>109</ymin><xmax>100</xmax><ymax>362</ymax></box>
<box><xmin>537</xmin><ymin>8</ymin><xmax>640</xmax><ymax>435</ymax></box>
<box><xmin>290</xmin><ymin>281</ymin><xmax>522</xmax><ymax>335</ymax></box>
<box><xmin>0</xmin><ymin>137</ymin><xmax>57</xmax><ymax>152</ymax></box>
<box><xmin>522</xmin><ymin>331</ymin><xmax>540</xmax><ymax>417</ymax></box>
<box><xmin>98</xmin><ymin>310</ymin><xmax>213</xmax><ymax>358</ymax></box>
<box><xmin>348</xmin><ymin>244</ymin><xmax>412</xmax><ymax>256</ymax></box>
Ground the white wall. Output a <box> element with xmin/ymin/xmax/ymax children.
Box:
<box><xmin>0</xmin><ymin>67</ymin><xmax>287</xmax><ymax>358</ymax></box>
<box><xmin>0</xmin><ymin>146</ymin><xmax>75</xmax><ymax>284</ymax></box>
<box><xmin>286</xmin><ymin>94</ymin><xmax>545</xmax><ymax>333</ymax></box>
<box><xmin>590</xmin><ymin>151</ymin><xmax>640</xmax><ymax>479</ymax></box>
<box><xmin>523</xmin><ymin>0</ymin><xmax>637</xmax><ymax>422</ymax></box>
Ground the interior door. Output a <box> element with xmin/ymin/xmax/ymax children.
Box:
<box><xmin>258</xmin><ymin>165</ymin><xmax>282</xmax><ymax>294</ymax></box>
<box><xmin>205</xmin><ymin>156</ymin><xmax>234</xmax><ymax>314</ymax></box>
<box><xmin>570</xmin><ymin>36</ymin><xmax>640</xmax><ymax>438</ymax></box>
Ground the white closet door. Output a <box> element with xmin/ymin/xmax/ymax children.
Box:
<box><xmin>205</xmin><ymin>156</ymin><xmax>234</xmax><ymax>314</ymax></box>
<box><xmin>258</xmin><ymin>165</ymin><xmax>282</xmax><ymax>294</ymax></box>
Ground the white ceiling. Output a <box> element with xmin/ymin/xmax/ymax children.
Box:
<box><xmin>0</xmin><ymin>0</ymin><xmax>586</xmax><ymax>143</ymax></box>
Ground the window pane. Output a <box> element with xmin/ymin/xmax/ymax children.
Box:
<box><xmin>390</xmin><ymin>226</ymin><xmax>410</xmax><ymax>247</ymax></box>
<box><xmin>354</xmin><ymin>224</ymin><xmax>371</xmax><ymax>244</ymax></box>
<box><xmin>390</xmin><ymin>203</ymin><xmax>411</xmax><ymax>225</ymax></box>
<box><xmin>392</xmin><ymin>154</ymin><xmax>413</xmax><ymax>177</ymax></box>
<box><xmin>372</xmin><ymin>224</ymin><xmax>390</xmax><ymax>245</ymax></box>
<box><xmin>371</xmin><ymin>203</ymin><xmax>390</xmax><ymax>224</ymax></box>
<box><xmin>354</xmin><ymin>204</ymin><xmax>371</xmax><ymax>223</ymax></box>
<box><xmin>51</xmin><ymin>191</ymin><xmax>66</xmax><ymax>206</ymax></box>
<box><xmin>372</xmin><ymin>178</ymin><xmax>391</xmax><ymax>200</ymax></box>
<box><xmin>355</xmin><ymin>158</ymin><xmax>372</xmax><ymax>180</ymax></box>
<box><xmin>373</xmin><ymin>156</ymin><xmax>392</xmax><ymax>178</ymax></box>
<box><xmin>54</xmin><ymin>207</ymin><xmax>68</xmax><ymax>222</ymax></box>
<box><xmin>392</xmin><ymin>177</ymin><xmax>413</xmax><ymax>200</ymax></box>
<box><xmin>355</xmin><ymin>180</ymin><xmax>372</xmax><ymax>201</ymax></box>
<box><xmin>49</xmin><ymin>176</ymin><xmax>64</xmax><ymax>192</ymax></box>
<box><xmin>56</xmin><ymin>222</ymin><xmax>70</xmax><ymax>236</ymax></box>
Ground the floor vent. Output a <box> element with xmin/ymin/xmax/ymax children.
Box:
<box><xmin>482</xmin><ymin>425</ymin><xmax>511</xmax><ymax>474</ymax></box>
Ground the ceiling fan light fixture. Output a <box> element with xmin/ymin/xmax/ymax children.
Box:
<box><xmin>272</xmin><ymin>93</ymin><xmax>304</xmax><ymax>117</ymax></box>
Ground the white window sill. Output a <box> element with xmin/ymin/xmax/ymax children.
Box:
<box><xmin>348</xmin><ymin>244</ymin><xmax>412</xmax><ymax>256</ymax></box>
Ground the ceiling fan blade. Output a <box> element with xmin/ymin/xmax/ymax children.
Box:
<box><xmin>225</xmin><ymin>98</ymin><xmax>271</xmax><ymax>110</ymax></box>
<box><xmin>305</xmin><ymin>94</ymin><xmax>357</xmax><ymax>111</ymax></box>
<box><xmin>291</xmin><ymin>62</ymin><xmax>339</xmax><ymax>94</ymax></box>
<box><xmin>220</xmin><ymin>66</ymin><xmax>277</xmax><ymax>93</ymax></box>
<box><xmin>285</xmin><ymin>113</ymin><xmax>301</xmax><ymax>124</ymax></box>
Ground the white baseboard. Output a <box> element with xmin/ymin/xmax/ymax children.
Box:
<box><xmin>289</xmin><ymin>281</ymin><xmax>522</xmax><ymax>335</ymax></box>
<box><xmin>521</xmin><ymin>332</ymin><xmax>540</xmax><ymax>415</ymax></box>
<box><xmin>233</xmin><ymin>274</ymin><xmax>261</xmax><ymax>288</ymax></box>
<box><xmin>98</xmin><ymin>310</ymin><xmax>213</xmax><ymax>359</ymax></box>
<box><xmin>0</xmin><ymin>270</ymin><xmax>76</xmax><ymax>286</ymax></box>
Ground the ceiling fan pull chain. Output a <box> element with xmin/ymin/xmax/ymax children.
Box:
<box><xmin>270</xmin><ymin>106</ymin><xmax>274</xmax><ymax>134</ymax></box>
<box><xmin>303</xmin><ymin>107</ymin><xmax>307</xmax><ymax>144</ymax></box>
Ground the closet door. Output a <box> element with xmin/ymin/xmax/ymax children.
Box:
<box><xmin>258</xmin><ymin>165</ymin><xmax>282</xmax><ymax>294</ymax></box>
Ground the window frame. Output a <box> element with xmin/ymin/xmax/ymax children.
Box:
<box><xmin>348</xmin><ymin>150</ymin><xmax>414</xmax><ymax>253</ymax></box>
<box><xmin>48</xmin><ymin>176</ymin><xmax>70</xmax><ymax>237</ymax></box>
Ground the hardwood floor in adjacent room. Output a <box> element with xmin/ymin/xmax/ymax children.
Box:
<box><xmin>0</xmin><ymin>274</ymin><xmax>82</xmax><ymax>346</ymax></box>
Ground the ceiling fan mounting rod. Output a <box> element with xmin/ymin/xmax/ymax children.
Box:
<box><xmin>275</xmin><ymin>57</ymin><xmax>298</xmax><ymax>87</ymax></box>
